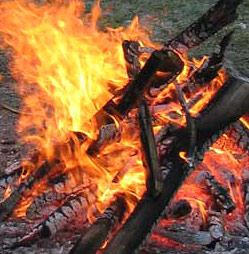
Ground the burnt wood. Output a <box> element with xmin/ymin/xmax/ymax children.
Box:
<box><xmin>10</xmin><ymin>194</ymin><xmax>90</xmax><ymax>249</ymax></box>
<box><xmin>204</xmin><ymin>172</ymin><xmax>235</xmax><ymax>213</ymax></box>
<box><xmin>122</xmin><ymin>40</ymin><xmax>141</xmax><ymax>80</ymax></box>
<box><xmin>167</xmin><ymin>199</ymin><xmax>192</xmax><ymax>219</ymax></box>
<box><xmin>242</xmin><ymin>177</ymin><xmax>249</xmax><ymax>230</ymax></box>
<box><xmin>0</xmin><ymin>132</ymin><xmax>87</xmax><ymax>222</ymax></box>
<box><xmin>0</xmin><ymin>159</ymin><xmax>58</xmax><ymax>222</ymax></box>
<box><xmin>26</xmin><ymin>190</ymin><xmax>66</xmax><ymax>220</ymax></box>
<box><xmin>165</xmin><ymin>0</ymin><xmax>243</xmax><ymax>52</ymax></box>
<box><xmin>104</xmin><ymin>49</ymin><xmax>183</xmax><ymax>119</ymax></box>
<box><xmin>153</xmin><ymin>227</ymin><xmax>212</xmax><ymax>246</ymax></box>
<box><xmin>193</xmin><ymin>31</ymin><xmax>234</xmax><ymax>85</ymax></box>
<box><xmin>87</xmin><ymin>123</ymin><xmax>121</xmax><ymax>156</ymax></box>
<box><xmin>139</xmin><ymin>97</ymin><xmax>163</xmax><ymax>196</ymax></box>
<box><xmin>102</xmin><ymin>75</ymin><xmax>249</xmax><ymax>254</ymax></box>
<box><xmin>207</xmin><ymin>210</ymin><xmax>225</xmax><ymax>246</ymax></box>
<box><xmin>194</xmin><ymin>76</ymin><xmax>249</xmax><ymax>142</ymax></box>
<box><xmin>227</xmin><ymin>120</ymin><xmax>249</xmax><ymax>152</ymax></box>
<box><xmin>0</xmin><ymin>165</ymin><xmax>22</xmax><ymax>200</ymax></box>
<box><xmin>69</xmin><ymin>195</ymin><xmax>127</xmax><ymax>254</ymax></box>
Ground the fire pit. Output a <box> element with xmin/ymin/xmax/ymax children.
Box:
<box><xmin>0</xmin><ymin>0</ymin><xmax>249</xmax><ymax>253</ymax></box>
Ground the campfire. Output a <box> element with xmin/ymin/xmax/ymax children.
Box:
<box><xmin>1</xmin><ymin>0</ymin><xmax>249</xmax><ymax>253</ymax></box>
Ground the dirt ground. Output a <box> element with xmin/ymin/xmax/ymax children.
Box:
<box><xmin>0</xmin><ymin>0</ymin><xmax>249</xmax><ymax>253</ymax></box>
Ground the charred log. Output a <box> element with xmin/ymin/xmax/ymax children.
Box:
<box><xmin>0</xmin><ymin>132</ymin><xmax>87</xmax><ymax>221</ymax></box>
<box><xmin>0</xmin><ymin>159</ymin><xmax>58</xmax><ymax>222</ymax></box>
<box><xmin>122</xmin><ymin>40</ymin><xmax>141</xmax><ymax>80</ymax></box>
<box><xmin>104</xmin><ymin>49</ymin><xmax>183</xmax><ymax>119</ymax></box>
<box><xmin>139</xmin><ymin>97</ymin><xmax>163</xmax><ymax>196</ymax></box>
<box><xmin>102</xmin><ymin>75</ymin><xmax>249</xmax><ymax>254</ymax></box>
<box><xmin>0</xmin><ymin>165</ymin><xmax>22</xmax><ymax>200</ymax></box>
<box><xmin>26</xmin><ymin>190</ymin><xmax>66</xmax><ymax>220</ymax></box>
<box><xmin>87</xmin><ymin>123</ymin><xmax>121</xmax><ymax>157</ymax></box>
<box><xmin>207</xmin><ymin>210</ymin><xmax>225</xmax><ymax>247</ymax></box>
<box><xmin>167</xmin><ymin>199</ymin><xmax>192</xmax><ymax>219</ymax></box>
<box><xmin>153</xmin><ymin>227</ymin><xmax>212</xmax><ymax>246</ymax></box>
<box><xmin>10</xmin><ymin>193</ymin><xmax>92</xmax><ymax>249</ymax></box>
<box><xmin>204</xmin><ymin>172</ymin><xmax>235</xmax><ymax>213</ymax></box>
<box><xmin>194</xmin><ymin>76</ymin><xmax>249</xmax><ymax>144</ymax></box>
<box><xmin>242</xmin><ymin>175</ymin><xmax>249</xmax><ymax>230</ymax></box>
<box><xmin>69</xmin><ymin>195</ymin><xmax>127</xmax><ymax>254</ymax></box>
<box><xmin>193</xmin><ymin>31</ymin><xmax>233</xmax><ymax>85</ymax></box>
<box><xmin>227</xmin><ymin>120</ymin><xmax>249</xmax><ymax>152</ymax></box>
<box><xmin>165</xmin><ymin>0</ymin><xmax>243</xmax><ymax>52</ymax></box>
<box><xmin>174</xmin><ymin>81</ymin><xmax>196</xmax><ymax>166</ymax></box>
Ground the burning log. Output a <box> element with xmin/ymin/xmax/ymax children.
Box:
<box><xmin>193</xmin><ymin>76</ymin><xmax>249</xmax><ymax>144</ymax></box>
<box><xmin>87</xmin><ymin>123</ymin><xmax>121</xmax><ymax>157</ymax></box>
<box><xmin>0</xmin><ymin>159</ymin><xmax>59</xmax><ymax>222</ymax></box>
<box><xmin>122</xmin><ymin>40</ymin><xmax>141</xmax><ymax>80</ymax></box>
<box><xmin>242</xmin><ymin>173</ymin><xmax>249</xmax><ymax>230</ymax></box>
<box><xmin>174</xmin><ymin>81</ymin><xmax>196</xmax><ymax>166</ymax></box>
<box><xmin>204</xmin><ymin>172</ymin><xmax>235</xmax><ymax>213</ymax></box>
<box><xmin>103</xmin><ymin>49</ymin><xmax>183</xmax><ymax>119</ymax></box>
<box><xmin>89</xmin><ymin>49</ymin><xmax>183</xmax><ymax>155</ymax></box>
<box><xmin>112</xmin><ymin>154</ymin><xmax>137</xmax><ymax>183</ymax></box>
<box><xmin>153</xmin><ymin>227</ymin><xmax>212</xmax><ymax>246</ymax></box>
<box><xmin>165</xmin><ymin>0</ymin><xmax>243</xmax><ymax>53</ymax></box>
<box><xmin>26</xmin><ymin>190</ymin><xmax>66</xmax><ymax>220</ymax></box>
<box><xmin>207</xmin><ymin>210</ymin><xmax>225</xmax><ymax>246</ymax></box>
<box><xmin>228</xmin><ymin>121</ymin><xmax>249</xmax><ymax>152</ymax></box>
<box><xmin>69</xmin><ymin>195</ymin><xmax>127</xmax><ymax>254</ymax></box>
<box><xmin>0</xmin><ymin>132</ymin><xmax>87</xmax><ymax>221</ymax></box>
<box><xmin>167</xmin><ymin>199</ymin><xmax>192</xmax><ymax>219</ymax></box>
<box><xmin>193</xmin><ymin>31</ymin><xmax>234</xmax><ymax>85</ymax></box>
<box><xmin>102</xmin><ymin>74</ymin><xmax>249</xmax><ymax>254</ymax></box>
<box><xmin>0</xmin><ymin>165</ymin><xmax>22</xmax><ymax>200</ymax></box>
<box><xmin>10</xmin><ymin>193</ymin><xmax>93</xmax><ymax>249</ymax></box>
<box><xmin>138</xmin><ymin>97</ymin><xmax>163</xmax><ymax>196</ymax></box>
<box><xmin>27</xmin><ymin>176</ymin><xmax>96</xmax><ymax>220</ymax></box>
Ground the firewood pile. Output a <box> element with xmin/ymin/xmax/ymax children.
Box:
<box><xmin>1</xmin><ymin>0</ymin><xmax>249</xmax><ymax>254</ymax></box>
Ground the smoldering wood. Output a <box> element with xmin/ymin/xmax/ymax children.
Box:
<box><xmin>138</xmin><ymin>97</ymin><xmax>163</xmax><ymax>196</ymax></box>
<box><xmin>194</xmin><ymin>76</ymin><xmax>249</xmax><ymax>144</ymax></box>
<box><xmin>87</xmin><ymin>123</ymin><xmax>121</xmax><ymax>157</ymax></box>
<box><xmin>0</xmin><ymin>132</ymin><xmax>87</xmax><ymax>222</ymax></box>
<box><xmin>0</xmin><ymin>160</ymin><xmax>58</xmax><ymax>222</ymax></box>
<box><xmin>112</xmin><ymin>154</ymin><xmax>137</xmax><ymax>183</ymax></box>
<box><xmin>193</xmin><ymin>31</ymin><xmax>234</xmax><ymax>85</ymax></box>
<box><xmin>26</xmin><ymin>190</ymin><xmax>66</xmax><ymax>220</ymax></box>
<box><xmin>104</xmin><ymin>49</ymin><xmax>184</xmax><ymax>119</ymax></box>
<box><xmin>174</xmin><ymin>81</ymin><xmax>196</xmax><ymax>166</ymax></box>
<box><xmin>207</xmin><ymin>210</ymin><xmax>225</xmax><ymax>244</ymax></box>
<box><xmin>242</xmin><ymin>178</ymin><xmax>249</xmax><ymax>229</ymax></box>
<box><xmin>204</xmin><ymin>172</ymin><xmax>235</xmax><ymax>213</ymax></box>
<box><xmin>165</xmin><ymin>0</ymin><xmax>243</xmax><ymax>53</ymax></box>
<box><xmin>102</xmin><ymin>74</ymin><xmax>249</xmax><ymax>254</ymax></box>
<box><xmin>227</xmin><ymin>121</ymin><xmax>249</xmax><ymax>152</ymax></box>
<box><xmin>10</xmin><ymin>194</ymin><xmax>91</xmax><ymax>249</ymax></box>
<box><xmin>0</xmin><ymin>166</ymin><xmax>22</xmax><ymax>200</ymax></box>
<box><xmin>122</xmin><ymin>40</ymin><xmax>141</xmax><ymax>80</ymax></box>
<box><xmin>47</xmin><ymin>172</ymin><xmax>68</xmax><ymax>186</ymax></box>
<box><xmin>144</xmin><ymin>234</ymin><xmax>249</xmax><ymax>254</ymax></box>
<box><xmin>2</xmin><ymin>160</ymin><xmax>22</xmax><ymax>176</ymax></box>
<box><xmin>167</xmin><ymin>199</ymin><xmax>192</xmax><ymax>219</ymax></box>
<box><xmin>69</xmin><ymin>195</ymin><xmax>127</xmax><ymax>254</ymax></box>
<box><xmin>153</xmin><ymin>227</ymin><xmax>212</xmax><ymax>246</ymax></box>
